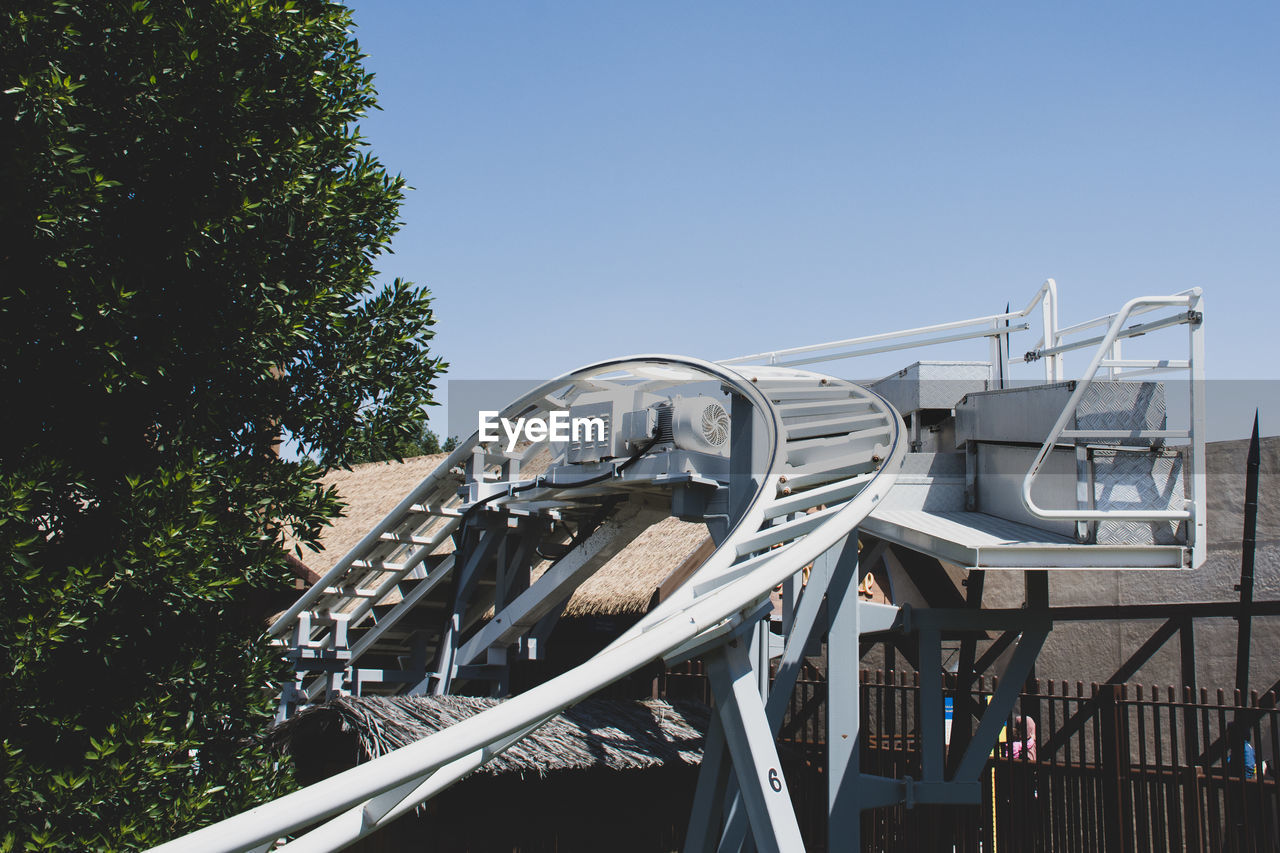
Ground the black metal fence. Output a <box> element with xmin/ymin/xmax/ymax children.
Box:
<box><xmin>779</xmin><ymin>669</ymin><xmax>1280</xmax><ymax>851</ymax></box>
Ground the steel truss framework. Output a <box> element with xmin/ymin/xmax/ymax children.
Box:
<box><xmin>148</xmin><ymin>285</ymin><xmax>1209</xmax><ymax>853</ymax></box>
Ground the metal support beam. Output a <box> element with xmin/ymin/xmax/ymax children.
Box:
<box><xmin>948</xmin><ymin>570</ymin><xmax>985</xmax><ymax>777</ymax></box>
<box><xmin>451</xmin><ymin>502</ymin><xmax>663</xmax><ymax>672</ymax></box>
<box><xmin>918</xmin><ymin>625</ymin><xmax>944</xmax><ymax>782</ymax></box>
<box><xmin>706</xmin><ymin>641</ymin><xmax>806</xmax><ymax>853</ymax></box>
<box><xmin>828</xmin><ymin>533</ymin><xmax>861</xmax><ymax>852</ymax></box>
<box><xmin>719</xmin><ymin>535</ymin><xmax>870</xmax><ymax>853</ymax></box>
<box><xmin>954</xmin><ymin>626</ymin><xmax>1050</xmax><ymax>780</ymax></box>
<box><xmin>427</xmin><ymin>518</ymin><xmax>506</xmax><ymax>695</ymax></box>
<box><xmin>972</xmin><ymin>629</ymin><xmax>1017</xmax><ymax>676</ymax></box>
<box><xmin>728</xmin><ymin>392</ymin><xmax>764</xmax><ymax>530</ymax></box>
<box><xmin>1179</xmin><ymin>615</ymin><xmax>1199</xmax><ymax>762</ymax></box>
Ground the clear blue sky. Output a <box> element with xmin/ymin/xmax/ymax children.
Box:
<box><xmin>343</xmin><ymin>1</ymin><xmax>1278</xmax><ymax>439</ymax></box>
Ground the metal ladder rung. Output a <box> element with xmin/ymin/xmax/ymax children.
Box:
<box><xmin>776</xmin><ymin>397</ymin><xmax>875</xmax><ymax>419</ymax></box>
<box><xmin>782</xmin><ymin>411</ymin><xmax>887</xmax><ymax>440</ymax></box>
<box><xmin>765</xmin><ymin>473</ymin><xmax>872</xmax><ymax>518</ymax></box>
<box><xmin>351</xmin><ymin>559</ymin><xmax>410</xmax><ymax>571</ymax></box>
<box><xmin>408</xmin><ymin>504</ymin><xmax>464</xmax><ymax>518</ymax></box>
<box><xmin>785</xmin><ymin>425</ymin><xmax>889</xmax><ymax>452</ymax></box>
<box><xmin>379</xmin><ymin>531</ymin><xmax>447</xmax><ymax>546</ymax></box>
<box><xmin>784</xmin><ymin>427</ymin><xmax>891</xmax><ymax>468</ymax></box>
<box><xmin>780</xmin><ymin>458</ymin><xmax>880</xmax><ymax>491</ymax></box>
<box><xmin>322</xmin><ymin>586</ymin><xmax>386</xmax><ymax>598</ymax></box>
<box><xmin>735</xmin><ymin>504</ymin><xmax>842</xmax><ymax>555</ymax></box>
<box><xmin>750</xmin><ymin>381</ymin><xmax>854</xmax><ymax>402</ymax></box>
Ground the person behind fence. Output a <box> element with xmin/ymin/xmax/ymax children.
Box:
<box><xmin>1225</xmin><ymin>722</ymin><xmax>1257</xmax><ymax>779</ymax></box>
<box><xmin>1008</xmin><ymin>715</ymin><xmax>1036</xmax><ymax>761</ymax></box>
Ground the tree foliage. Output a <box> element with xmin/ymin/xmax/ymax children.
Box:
<box><xmin>0</xmin><ymin>1</ymin><xmax>443</xmax><ymax>848</ymax></box>
<box><xmin>350</xmin><ymin>423</ymin><xmax>459</xmax><ymax>464</ymax></box>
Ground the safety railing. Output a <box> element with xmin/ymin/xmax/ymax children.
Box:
<box><xmin>723</xmin><ymin>281</ymin><xmax>1207</xmax><ymax>569</ymax></box>
<box><xmin>1019</xmin><ymin>289</ymin><xmax>1206</xmax><ymax>567</ymax></box>
<box><xmin>721</xmin><ymin>279</ymin><xmax>1062</xmax><ymax>380</ymax></box>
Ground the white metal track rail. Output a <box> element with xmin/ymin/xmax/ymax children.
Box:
<box><xmin>150</xmin><ymin>356</ymin><xmax>907</xmax><ymax>853</ymax></box>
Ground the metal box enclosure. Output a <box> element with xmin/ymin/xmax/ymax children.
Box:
<box><xmin>869</xmin><ymin>361</ymin><xmax>990</xmax><ymax>416</ymax></box>
<box><xmin>953</xmin><ymin>381</ymin><xmax>1166</xmax><ymax>448</ymax></box>
<box><xmin>974</xmin><ymin>442</ymin><xmax>1081</xmax><ymax>538</ymax></box>
<box><xmin>563</xmin><ymin>390</ymin><xmax>662</xmax><ymax>463</ymax></box>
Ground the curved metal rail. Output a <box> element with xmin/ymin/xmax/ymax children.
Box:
<box><xmin>150</xmin><ymin>355</ymin><xmax>906</xmax><ymax>852</ymax></box>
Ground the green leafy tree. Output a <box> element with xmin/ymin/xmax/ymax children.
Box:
<box><xmin>0</xmin><ymin>1</ymin><xmax>444</xmax><ymax>848</ymax></box>
<box><xmin>350</xmin><ymin>423</ymin><xmax>460</xmax><ymax>463</ymax></box>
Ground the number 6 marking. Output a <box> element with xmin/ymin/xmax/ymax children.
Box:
<box><xmin>768</xmin><ymin>767</ymin><xmax>782</xmax><ymax>792</ymax></box>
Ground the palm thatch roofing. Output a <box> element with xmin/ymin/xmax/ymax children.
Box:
<box><xmin>295</xmin><ymin>454</ymin><xmax>713</xmax><ymax>618</ymax></box>
<box><xmin>271</xmin><ymin>695</ymin><xmax>709</xmax><ymax>776</ymax></box>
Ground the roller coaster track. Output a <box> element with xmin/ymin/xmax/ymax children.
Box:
<box><xmin>150</xmin><ymin>355</ymin><xmax>907</xmax><ymax>852</ymax></box>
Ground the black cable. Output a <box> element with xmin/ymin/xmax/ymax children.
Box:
<box><xmin>540</xmin><ymin>431</ymin><xmax>661</xmax><ymax>490</ymax></box>
<box><xmin>459</xmin><ymin>427</ymin><xmax>662</xmax><ymax>523</ymax></box>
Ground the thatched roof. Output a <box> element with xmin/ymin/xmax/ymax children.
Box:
<box><xmin>296</xmin><ymin>454</ymin><xmax>714</xmax><ymax>617</ymax></box>
<box><xmin>271</xmin><ymin>695</ymin><xmax>709</xmax><ymax>776</ymax></box>
<box><xmin>558</xmin><ymin>515</ymin><xmax>711</xmax><ymax>617</ymax></box>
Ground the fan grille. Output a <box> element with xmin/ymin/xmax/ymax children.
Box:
<box><xmin>701</xmin><ymin>402</ymin><xmax>730</xmax><ymax>447</ymax></box>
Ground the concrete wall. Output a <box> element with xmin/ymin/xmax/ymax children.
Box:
<box><xmin>981</xmin><ymin>435</ymin><xmax>1280</xmax><ymax>694</ymax></box>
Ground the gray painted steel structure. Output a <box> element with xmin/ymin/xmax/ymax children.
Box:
<box><xmin>149</xmin><ymin>284</ymin><xmax>1208</xmax><ymax>852</ymax></box>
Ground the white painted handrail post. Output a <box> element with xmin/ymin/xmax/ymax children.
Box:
<box><xmin>1040</xmin><ymin>278</ymin><xmax>1060</xmax><ymax>381</ymax></box>
<box><xmin>1187</xmin><ymin>288</ymin><xmax>1208</xmax><ymax>569</ymax></box>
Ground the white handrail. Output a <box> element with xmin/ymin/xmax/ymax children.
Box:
<box><xmin>1020</xmin><ymin>290</ymin><xmax>1203</xmax><ymax>524</ymax></box>
<box><xmin>721</xmin><ymin>278</ymin><xmax>1060</xmax><ymax>371</ymax></box>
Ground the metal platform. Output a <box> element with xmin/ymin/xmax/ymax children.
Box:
<box><xmin>863</xmin><ymin>508</ymin><xmax>1189</xmax><ymax>570</ymax></box>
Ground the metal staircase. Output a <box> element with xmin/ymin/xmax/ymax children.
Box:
<box><xmin>149</xmin><ymin>283</ymin><xmax>1207</xmax><ymax>853</ymax></box>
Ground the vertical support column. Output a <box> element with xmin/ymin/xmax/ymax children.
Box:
<box><xmin>1041</xmin><ymin>278</ymin><xmax>1061</xmax><ymax>382</ymax></box>
<box><xmin>728</xmin><ymin>392</ymin><xmax>764</xmax><ymax>530</ymax></box>
<box><xmin>990</xmin><ymin>306</ymin><xmax>1011</xmax><ymax>391</ymax></box>
<box><xmin>948</xmin><ymin>571</ymin><xmax>984</xmax><ymax>778</ymax></box>
<box><xmin>781</xmin><ymin>570</ymin><xmax>801</xmax><ymax>639</ymax></box>
<box><xmin>918</xmin><ymin>625</ymin><xmax>944</xmax><ymax>783</ymax></box>
<box><xmin>1021</xmin><ymin>571</ymin><xmax>1048</xmax><ymax>729</ymax></box>
<box><xmin>1107</xmin><ymin>339</ymin><xmax>1122</xmax><ymax>380</ymax></box>
<box><xmin>1186</xmin><ymin>290</ymin><xmax>1207</xmax><ymax>569</ymax></box>
<box><xmin>429</xmin><ymin>518</ymin><xmax>504</xmax><ymax>695</ymax></box>
<box><xmin>828</xmin><ymin>533</ymin><xmax>861</xmax><ymax>852</ymax></box>
<box><xmin>1074</xmin><ymin>444</ymin><xmax>1093</xmax><ymax>544</ymax></box>
<box><xmin>706</xmin><ymin>641</ymin><xmax>806</xmax><ymax>853</ymax></box>
<box><xmin>1179</xmin><ymin>616</ymin><xmax>1199</xmax><ymax>763</ymax></box>
<box><xmin>718</xmin><ymin>535</ymin><xmax>865</xmax><ymax>853</ymax></box>
<box><xmin>752</xmin><ymin>621</ymin><xmax>770</xmax><ymax>699</ymax></box>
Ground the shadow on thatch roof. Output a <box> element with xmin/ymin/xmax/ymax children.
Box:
<box><xmin>293</xmin><ymin>454</ymin><xmax>714</xmax><ymax>618</ymax></box>
<box><xmin>270</xmin><ymin>695</ymin><xmax>709</xmax><ymax>777</ymax></box>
